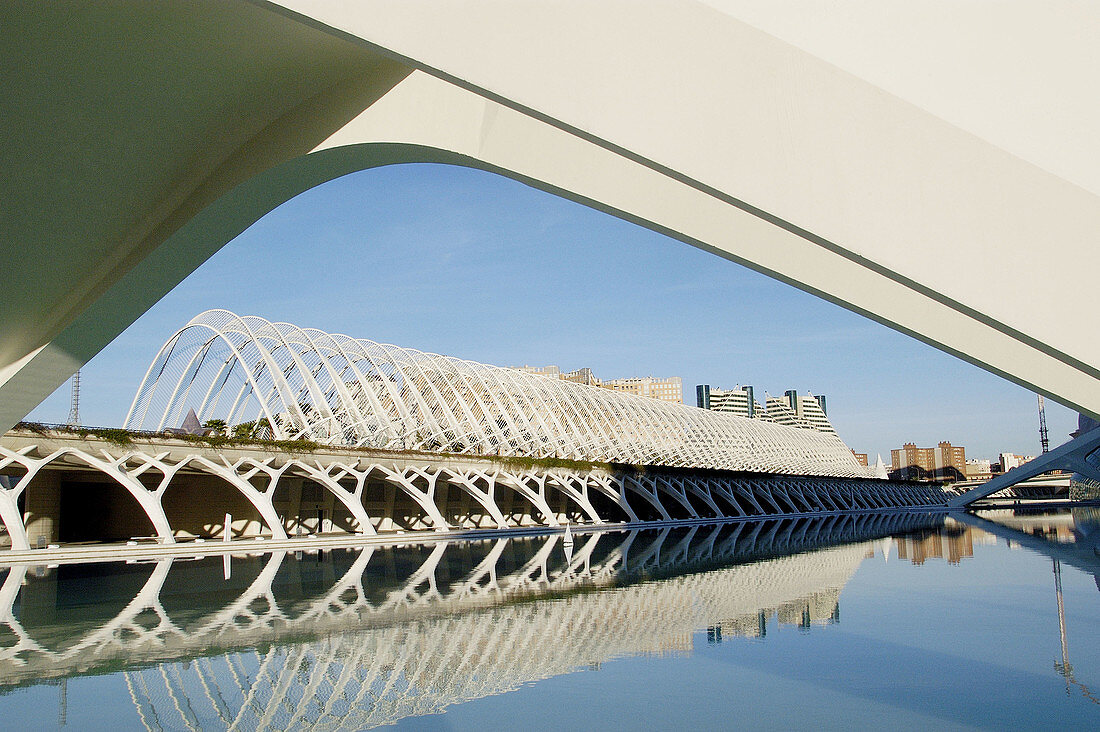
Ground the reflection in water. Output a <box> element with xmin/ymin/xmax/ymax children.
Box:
<box><xmin>962</xmin><ymin>508</ymin><xmax>1100</xmax><ymax>708</ymax></box>
<box><xmin>0</xmin><ymin>513</ymin><xmax>942</xmax><ymax>729</ymax></box>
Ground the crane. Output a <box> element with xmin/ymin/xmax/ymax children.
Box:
<box><xmin>66</xmin><ymin>370</ymin><xmax>80</xmax><ymax>427</ymax></box>
<box><xmin>1037</xmin><ymin>394</ymin><xmax>1050</xmax><ymax>454</ymax></box>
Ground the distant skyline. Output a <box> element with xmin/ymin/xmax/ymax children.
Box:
<box><xmin>28</xmin><ymin>163</ymin><xmax>1075</xmax><ymax>460</ymax></box>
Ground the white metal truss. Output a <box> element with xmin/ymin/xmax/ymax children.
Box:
<box><xmin>125</xmin><ymin>310</ymin><xmax>869</xmax><ymax>477</ymax></box>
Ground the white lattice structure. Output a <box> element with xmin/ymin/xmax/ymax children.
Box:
<box><xmin>0</xmin><ymin>429</ymin><xmax>948</xmax><ymax>551</ymax></box>
<box><xmin>125</xmin><ymin>311</ymin><xmax>866</xmax><ymax>478</ymax></box>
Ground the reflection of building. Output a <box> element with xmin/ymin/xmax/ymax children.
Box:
<box><xmin>696</xmin><ymin>386</ymin><xmax>838</xmax><ymax>435</ymax></box>
<box><xmin>892</xmin><ymin>522</ymin><xmax>996</xmax><ymax>565</ymax></box>
<box><xmin>890</xmin><ymin>441</ymin><xmax>966</xmax><ymax>482</ymax></box>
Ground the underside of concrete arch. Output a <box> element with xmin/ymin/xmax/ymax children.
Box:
<box><xmin>4</xmin><ymin>1</ymin><xmax>1100</xmax><ymax>442</ymax></box>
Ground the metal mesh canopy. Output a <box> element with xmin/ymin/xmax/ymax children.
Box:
<box><xmin>125</xmin><ymin>310</ymin><xmax>866</xmax><ymax>477</ymax></box>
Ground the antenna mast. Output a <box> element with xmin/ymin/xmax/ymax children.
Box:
<box><xmin>66</xmin><ymin>370</ymin><xmax>80</xmax><ymax>426</ymax></box>
<box><xmin>1037</xmin><ymin>394</ymin><xmax>1049</xmax><ymax>454</ymax></box>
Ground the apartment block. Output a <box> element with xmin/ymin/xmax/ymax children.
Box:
<box><xmin>514</xmin><ymin>366</ymin><xmax>682</xmax><ymax>404</ymax></box>
<box><xmin>697</xmin><ymin>385</ymin><xmax>838</xmax><ymax>435</ymax></box>
<box><xmin>890</xmin><ymin>441</ymin><xmax>966</xmax><ymax>482</ymax></box>
<box><xmin>603</xmin><ymin>376</ymin><xmax>683</xmax><ymax>404</ymax></box>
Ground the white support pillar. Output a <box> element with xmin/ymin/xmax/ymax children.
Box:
<box><xmin>622</xmin><ymin>474</ymin><xmax>671</xmax><ymax>521</ymax></box>
<box><xmin>0</xmin><ymin>488</ymin><xmax>28</xmax><ymax>551</ymax></box>
<box><xmin>493</xmin><ymin>471</ymin><xmax>559</xmax><ymax>527</ymax></box>
<box><xmin>437</xmin><ymin>469</ymin><xmax>508</xmax><ymax>529</ymax></box>
<box><xmin>545</xmin><ymin>473</ymin><xmax>603</xmax><ymax>525</ymax></box>
<box><xmin>295</xmin><ymin>463</ymin><xmax>376</xmax><ymax>536</ymax></box>
<box><xmin>377</xmin><ymin>466</ymin><xmax>450</xmax><ymax>532</ymax></box>
<box><xmin>186</xmin><ymin>456</ymin><xmax>287</xmax><ymax>540</ymax></box>
<box><xmin>587</xmin><ymin>476</ymin><xmax>638</xmax><ymax>523</ymax></box>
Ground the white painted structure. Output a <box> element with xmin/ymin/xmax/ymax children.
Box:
<box><xmin>3</xmin><ymin>3</ymin><xmax>1100</xmax><ymax>433</ymax></box>
<box><xmin>125</xmin><ymin>311</ymin><xmax>865</xmax><ymax>477</ymax></box>
<box><xmin>0</xmin><ymin>429</ymin><xmax>947</xmax><ymax>551</ymax></box>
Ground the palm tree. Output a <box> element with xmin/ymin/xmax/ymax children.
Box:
<box><xmin>232</xmin><ymin>421</ymin><xmax>256</xmax><ymax>439</ymax></box>
<box><xmin>201</xmin><ymin>418</ymin><xmax>227</xmax><ymax>436</ymax></box>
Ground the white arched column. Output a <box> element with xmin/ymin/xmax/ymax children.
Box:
<box><xmin>292</xmin><ymin>463</ymin><xmax>376</xmax><ymax>536</ymax></box>
<box><xmin>436</xmin><ymin>469</ymin><xmax>509</xmax><ymax>529</ymax></box>
<box><xmin>493</xmin><ymin>471</ymin><xmax>560</xmax><ymax>528</ymax></box>
<box><xmin>544</xmin><ymin>473</ymin><xmax>603</xmax><ymax>525</ymax></box>
<box><xmin>183</xmin><ymin>456</ymin><xmax>288</xmax><ymax>540</ymax></box>
<box><xmin>372</xmin><ymin>465</ymin><xmax>450</xmax><ymax>532</ymax></box>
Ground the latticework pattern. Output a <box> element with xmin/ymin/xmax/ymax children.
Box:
<box><xmin>126</xmin><ymin>311</ymin><xmax>866</xmax><ymax>477</ymax></box>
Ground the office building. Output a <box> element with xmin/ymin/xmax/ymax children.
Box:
<box><xmin>763</xmin><ymin>391</ymin><xmax>837</xmax><ymax>435</ymax></box>
<box><xmin>562</xmin><ymin>368</ymin><xmax>600</xmax><ymax>387</ymax></box>
<box><xmin>964</xmin><ymin>459</ymin><xmax>993</xmax><ymax>481</ymax></box>
<box><xmin>514</xmin><ymin>366</ymin><xmax>682</xmax><ymax>403</ymax></box>
<box><xmin>514</xmin><ymin>365</ymin><xmax>562</xmax><ymax>378</ymax></box>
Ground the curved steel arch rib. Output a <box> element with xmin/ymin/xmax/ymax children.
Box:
<box><xmin>125</xmin><ymin>310</ymin><xmax>867</xmax><ymax>478</ymax></box>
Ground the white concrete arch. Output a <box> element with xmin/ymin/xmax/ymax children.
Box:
<box><xmin>0</xmin><ymin>447</ymin><xmax>176</xmax><ymax>549</ymax></box>
<box><xmin>5</xmin><ymin>2</ymin><xmax>1100</xmax><ymax>440</ymax></box>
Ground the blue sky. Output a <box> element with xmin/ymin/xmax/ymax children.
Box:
<box><xmin>28</xmin><ymin>163</ymin><xmax>1075</xmax><ymax>460</ymax></box>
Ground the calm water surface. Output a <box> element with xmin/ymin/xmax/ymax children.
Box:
<box><xmin>0</xmin><ymin>510</ymin><xmax>1097</xmax><ymax>730</ymax></box>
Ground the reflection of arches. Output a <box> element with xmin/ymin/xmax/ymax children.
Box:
<box><xmin>0</xmin><ymin>510</ymin><xmax>952</xmax><ymax>696</ymax></box>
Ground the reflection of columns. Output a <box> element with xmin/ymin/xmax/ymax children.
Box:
<box><xmin>0</xmin><ymin>565</ymin><xmax>27</xmax><ymax>623</ymax></box>
<box><xmin>61</xmin><ymin>560</ymin><xmax>178</xmax><ymax>659</ymax></box>
<box><xmin>0</xmin><ymin>511</ymin><xmax>948</xmax><ymax>699</ymax></box>
<box><xmin>197</xmin><ymin>551</ymin><xmax>287</xmax><ymax>636</ymax></box>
